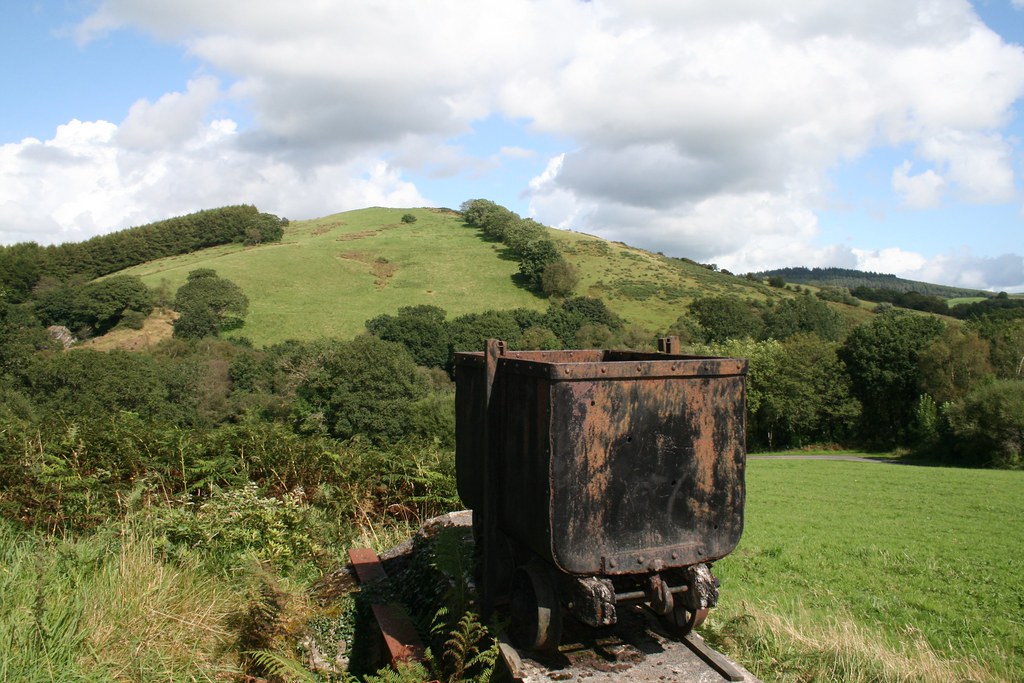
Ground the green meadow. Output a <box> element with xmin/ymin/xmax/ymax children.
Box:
<box><xmin>118</xmin><ymin>207</ymin><xmax>792</xmax><ymax>346</ymax></box>
<box><xmin>709</xmin><ymin>459</ymin><xmax>1024</xmax><ymax>682</ymax></box>
<box><xmin>120</xmin><ymin>207</ymin><xmax>543</xmax><ymax>344</ymax></box>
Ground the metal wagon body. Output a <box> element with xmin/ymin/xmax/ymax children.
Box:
<box><xmin>455</xmin><ymin>343</ymin><xmax>747</xmax><ymax>649</ymax></box>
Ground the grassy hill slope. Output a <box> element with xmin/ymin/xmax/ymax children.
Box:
<box><xmin>120</xmin><ymin>207</ymin><xmax>869</xmax><ymax>346</ymax></box>
<box><xmin>753</xmin><ymin>266</ymin><xmax>991</xmax><ymax>299</ymax></box>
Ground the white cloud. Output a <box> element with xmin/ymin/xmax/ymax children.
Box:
<box><xmin>917</xmin><ymin>130</ymin><xmax>1016</xmax><ymax>204</ymax></box>
<box><xmin>2</xmin><ymin>0</ymin><xmax>1022</xmax><ymax>294</ymax></box>
<box><xmin>116</xmin><ymin>77</ymin><xmax>222</xmax><ymax>150</ymax></box>
<box><xmin>892</xmin><ymin>161</ymin><xmax>945</xmax><ymax>209</ymax></box>
<box><xmin>851</xmin><ymin>246</ymin><xmax>929</xmax><ymax>275</ymax></box>
<box><xmin>0</xmin><ymin>108</ymin><xmax>428</xmax><ymax>246</ymax></box>
<box><xmin>854</xmin><ymin>247</ymin><xmax>1024</xmax><ymax>292</ymax></box>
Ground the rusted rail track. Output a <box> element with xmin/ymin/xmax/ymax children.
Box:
<box><xmin>347</xmin><ymin>547</ymin><xmax>426</xmax><ymax>667</ymax></box>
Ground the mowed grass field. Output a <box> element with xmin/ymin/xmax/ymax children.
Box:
<box><xmin>117</xmin><ymin>206</ymin><xmax>804</xmax><ymax>346</ymax></box>
<box><xmin>709</xmin><ymin>459</ymin><xmax>1024</xmax><ymax>682</ymax></box>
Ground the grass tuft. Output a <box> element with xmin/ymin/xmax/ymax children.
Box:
<box><xmin>0</xmin><ymin>520</ymin><xmax>240</xmax><ymax>681</ymax></box>
<box><xmin>708</xmin><ymin>603</ymin><xmax>991</xmax><ymax>683</ymax></box>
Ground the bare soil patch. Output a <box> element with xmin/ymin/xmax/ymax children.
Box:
<box><xmin>78</xmin><ymin>310</ymin><xmax>178</xmax><ymax>352</ymax></box>
<box><xmin>336</xmin><ymin>252</ymin><xmax>399</xmax><ymax>287</ymax></box>
<box><xmin>336</xmin><ymin>230</ymin><xmax>381</xmax><ymax>241</ymax></box>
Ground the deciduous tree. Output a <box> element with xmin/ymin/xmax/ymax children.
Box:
<box><xmin>688</xmin><ymin>295</ymin><xmax>763</xmax><ymax>342</ymax></box>
<box><xmin>365</xmin><ymin>305</ymin><xmax>451</xmax><ymax>369</ymax></box>
<box><xmin>946</xmin><ymin>380</ymin><xmax>1024</xmax><ymax>468</ymax></box>
<box><xmin>293</xmin><ymin>335</ymin><xmax>430</xmax><ymax>443</ymax></box>
<box><xmin>173</xmin><ymin>269</ymin><xmax>249</xmax><ymax>339</ymax></box>
<box><xmin>762</xmin><ymin>295</ymin><xmax>843</xmax><ymax>341</ymax></box>
<box><xmin>839</xmin><ymin>311</ymin><xmax>944</xmax><ymax>445</ymax></box>
<box><xmin>918</xmin><ymin>326</ymin><xmax>993</xmax><ymax>403</ymax></box>
<box><xmin>540</xmin><ymin>260</ymin><xmax>580</xmax><ymax>298</ymax></box>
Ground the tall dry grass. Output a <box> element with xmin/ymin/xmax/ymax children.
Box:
<box><xmin>707</xmin><ymin>602</ymin><xmax>997</xmax><ymax>683</ymax></box>
<box><xmin>0</xmin><ymin>521</ymin><xmax>241</xmax><ymax>682</ymax></box>
<box><xmin>81</xmin><ymin>531</ymin><xmax>241</xmax><ymax>680</ymax></box>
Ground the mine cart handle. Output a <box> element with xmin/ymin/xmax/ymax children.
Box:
<box><xmin>480</xmin><ymin>338</ymin><xmax>506</xmax><ymax>617</ymax></box>
<box><xmin>658</xmin><ymin>335</ymin><xmax>680</xmax><ymax>354</ymax></box>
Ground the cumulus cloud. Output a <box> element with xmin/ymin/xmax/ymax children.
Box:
<box><xmin>116</xmin><ymin>77</ymin><xmax>222</xmax><ymax>150</ymax></box>
<box><xmin>917</xmin><ymin>130</ymin><xmax>1016</xmax><ymax>204</ymax></box>
<box><xmin>0</xmin><ymin>92</ymin><xmax>428</xmax><ymax>245</ymax></box>
<box><xmin>854</xmin><ymin>247</ymin><xmax>1024</xmax><ymax>292</ymax></box>
<box><xmin>2</xmin><ymin>0</ymin><xmax>1022</xmax><ymax>292</ymax></box>
<box><xmin>892</xmin><ymin>161</ymin><xmax>945</xmax><ymax>209</ymax></box>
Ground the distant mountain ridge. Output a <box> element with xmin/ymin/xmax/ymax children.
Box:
<box><xmin>751</xmin><ymin>267</ymin><xmax>992</xmax><ymax>299</ymax></box>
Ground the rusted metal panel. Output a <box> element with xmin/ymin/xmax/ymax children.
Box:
<box><xmin>454</xmin><ymin>348</ymin><xmax>747</xmax><ymax>578</ymax></box>
<box><xmin>549</xmin><ymin>373</ymin><xmax>746</xmax><ymax>575</ymax></box>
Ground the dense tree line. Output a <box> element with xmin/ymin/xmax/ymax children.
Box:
<box><xmin>753</xmin><ymin>266</ymin><xmax>988</xmax><ymax>299</ymax></box>
<box><xmin>948</xmin><ymin>291</ymin><xmax>1024</xmax><ymax>320</ymax></box>
<box><xmin>361</xmin><ymin>286</ymin><xmax>1022</xmax><ymax>463</ymax></box>
<box><xmin>669</xmin><ymin>292</ymin><xmax>1023</xmax><ymax>464</ymax></box>
<box><xmin>365</xmin><ymin>296</ymin><xmax>630</xmax><ymax>373</ymax></box>
<box><xmin>670</xmin><ymin>293</ymin><xmax>844</xmax><ymax>344</ymax></box>
<box><xmin>0</xmin><ymin>205</ymin><xmax>287</xmax><ymax>303</ymax></box>
<box><xmin>850</xmin><ymin>286</ymin><xmax>949</xmax><ymax>314</ymax></box>
<box><xmin>460</xmin><ymin>199</ymin><xmax>578</xmax><ymax>296</ymax></box>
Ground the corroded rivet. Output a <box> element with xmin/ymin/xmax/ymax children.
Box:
<box><xmin>636</xmin><ymin>556</ymin><xmax>645</xmax><ymax>564</ymax></box>
<box><xmin>671</xmin><ymin>552</ymin><xmax>678</xmax><ymax>560</ymax></box>
<box><xmin>600</xmin><ymin>368</ymin><xmax>606</xmax><ymax>374</ymax></box>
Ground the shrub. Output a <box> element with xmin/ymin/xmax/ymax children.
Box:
<box><xmin>119</xmin><ymin>309</ymin><xmax>148</xmax><ymax>330</ymax></box>
<box><xmin>153</xmin><ymin>484</ymin><xmax>333</xmax><ymax>576</ymax></box>
<box><xmin>540</xmin><ymin>260</ymin><xmax>579</xmax><ymax>298</ymax></box>
<box><xmin>946</xmin><ymin>380</ymin><xmax>1024</xmax><ymax>468</ymax></box>
<box><xmin>173</xmin><ymin>269</ymin><xmax>249</xmax><ymax>339</ymax></box>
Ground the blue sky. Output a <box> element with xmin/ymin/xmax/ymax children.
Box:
<box><xmin>2</xmin><ymin>0</ymin><xmax>1023</xmax><ymax>291</ymax></box>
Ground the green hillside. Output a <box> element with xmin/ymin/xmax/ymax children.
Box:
<box><xmin>120</xmin><ymin>207</ymin><xmax>536</xmax><ymax>344</ymax></box>
<box><xmin>753</xmin><ymin>266</ymin><xmax>991</xmax><ymax>299</ymax></box>
<box><xmin>120</xmin><ymin>206</ymin><xmax>833</xmax><ymax>346</ymax></box>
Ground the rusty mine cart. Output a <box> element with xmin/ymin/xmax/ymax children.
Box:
<box><xmin>454</xmin><ymin>339</ymin><xmax>748</xmax><ymax>651</ymax></box>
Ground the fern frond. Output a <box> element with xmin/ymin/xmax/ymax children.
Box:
<box><xmin>364</xmin><ymin>660</ymin><xmax>431</xmax><ymax>683</ymax></box>
<box><xmin>245</xmin><ymin>649</ymin><xmax>320</xmax><ymax>683</ymax></box>
<box><xmin>440</xmin><ymin>611</ymin><xmax>498</xmax><ymax>683</ymax></box>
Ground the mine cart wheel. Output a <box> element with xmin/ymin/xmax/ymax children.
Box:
<box><xmin>669</xmin><ymin>605</ymin><xmax>709</xmax><ymax>636</ymax></box>
<box><xmin>508</xmin><ymin>561</ymin><xmax>563</xmax><ymax>652</ymax></box>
